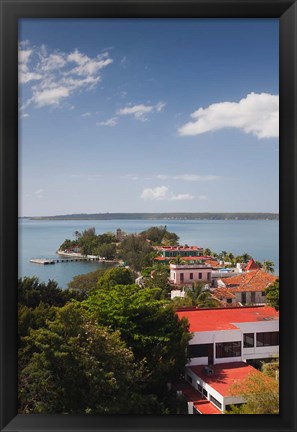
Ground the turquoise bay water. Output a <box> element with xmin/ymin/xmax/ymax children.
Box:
<box><xmin>19</xmin><ymin>219</ymin><xmax>279</xmax><ymax>288</ymax></box>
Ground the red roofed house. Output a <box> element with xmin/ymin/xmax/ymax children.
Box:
<box><xmin>217</xmin><ymin>269</ymin><xmax>278</xmax><ymax>305</ymax></box>
<box><xmin>176</xmin><ymin>305</ymin><xmax>279</xmax><ymax>413</ymax></box>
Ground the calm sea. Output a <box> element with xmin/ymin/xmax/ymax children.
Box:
<box><xmin>19</xmin><ymin>219</ymin><xmax>279</xmax><ymax>289</ymax></box>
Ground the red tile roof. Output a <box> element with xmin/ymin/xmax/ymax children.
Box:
<box><xmin>189</xmin><ymin>362</ymin><xmax>260</xmax><ymax>397</ymax></box>
<box><xmin>221</xmin><ymin>270</ymin><xmax>277</xmax><ymax>292</ymax></box>
<box><xmin>154</xmin><ymin>245</ymin><xmax>203</xmax><ymax>251</ymax></box>
<box><xmin>212</xmin><ymin>288</ymin><xmax>236</xmax><ymax>300</ymax></box>
<box><xmin>245</xmin><ymin>258</ymin><xmax>260</xmax><ymax>271</ymax></box>
<box><xmin>176</xmin><ymin>305</ymin><xmax>279</xmax><ymax>332</ymax></box>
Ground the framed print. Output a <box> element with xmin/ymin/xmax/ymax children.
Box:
<box><xmin>0</xmin><ymin>0</ymin><xmax>296</xmax><ymax>431</ymax></box>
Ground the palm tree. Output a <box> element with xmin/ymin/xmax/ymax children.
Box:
<box><xmin>241</xmin><ymin>252</ymin><xmax>252</xmax><ymax>263</ymax></box>
<box><xmin>170</xmin><ymin>256</ymin><xmax>186</xmax><ymax>265</ymax></box>
<box><xmin>262</xmin><ymin>260</ymin><xmax>275</xmax><ymax>274</ymax></box>
<box><xmin>184</xmin><ymin>282</ymin><xmax>220</xmax><ymax>308</ymax></box>
<box><xmin>204</xmin><ymin>248</ymin><xmax>212</xmax><ymax>256</ymax></box>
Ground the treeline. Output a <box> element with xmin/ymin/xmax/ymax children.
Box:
<box><xmin>30</xmin><ymin>212</ymin><xmax>279</xmax><ymax>221</ymax></box>
<box><xmin>18</xmin><ymin>268</ymin><xmax>190</xmax><ymax>415</ymax></box>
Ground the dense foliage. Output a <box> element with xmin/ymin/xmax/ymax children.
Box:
<box><xmin>117</xmin><ymin>234</ymin><xmax>154</xmax><ymax>271</ymax></box>
<box><xmin>140</xmin><ymin>226</ymin><xmax>179</xmax><ymax>246</ymax></box>
<box><xmin>265</xmin><ymin>279</ymin><xmax>279</xmax><ymax>310</ymax></box>
<box><xmin>227</xmin><ymin>361</ymin><xmax>279</xmax><ymax>414</ymax></box>
<box><xmin>59</xmin><ymin>228</ymin><xmax>116</xmax><ymax>257</ymax></box>
<box><xmin>18</xmin><ymin>271</ymin><xmax>190</xmax><ymax>414</ymax></box>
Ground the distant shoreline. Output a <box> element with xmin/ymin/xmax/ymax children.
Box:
<box><xmin>20</xmin><ymin>212</ymin><xmax>279</xmax><ymax>221</ymax></box>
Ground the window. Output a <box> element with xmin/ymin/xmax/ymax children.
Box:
<box><xmin>256</xmin><ymin>332</ymin><xmax>279</xmax><ymax>347</ymax></box>
<box><xmin>243</xmin><ymin>333</ymin><xmax>254</xmax><ymax>348</ymax></box>
<box><xmin>180</xmin><ymin>273</ymin><xmax>184</xmax><ymax>282</ymax></box>
<box><xmin>227</xmin><ymin>298</ymin><xmax>232</xmax><ymax>304</ymax></box>
<box><xmin>207</xmin><ymin>272</ymin><xmax>211</xmax><ymax>281</ymax></box>
<box><xmin>251</xmin><ymin>292</ymin><xmax>256</xmax><ymax>303</ymax></box>
<box><xmin>188</xmin><ymin>344</ymin><xmax>212</xmax><ymax>358</ymax></box>
<box><xmin>262</xmin><ymin>291</ymin><xmax>266</xmax><ymax>296</ymax></box>
<box><xmin>197</xmin><ymin>384</ymin><xmax>208</xmax><ymax>398</ymax></box>
<box><xmin>210</xmin><ymin>395</ymin><xmax>222</xmax><ymax>410</ymax></box>
<box><xmin>241</xmin><ymin>292</ymin><xmax>247</xmax><ymax>304</ymax></box>
<box><xmin>216</xmin><ymin>341</ymin><xmax>241</xmax><ymax>358</ymax></box>
<box><xmin>190</xmin><ymin>273</ymin><xmax>193</xmax><ymax>280</ymax></box>
<box><xmin>199</xmin><ymin>272</ymin><xmax>202</xmax><ymax>279</ymax></box>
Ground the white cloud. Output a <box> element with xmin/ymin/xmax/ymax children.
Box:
<box><xmin>81</xmin><ymin>112</ymin><xmax>91</xmax><ymax>117</ymax></box>
<box><xmin>97</xmin><ymin>117</ymin><xmax>118</xmax><ymax>127</ymax></box>
<box><xmin>19</xmin><ymin>49</ymin><xmax>32</xmax><ymax>64</ymax></box>
<box><xmin>35</xmin><ymin>188</ymin><xmax>44</xmax><ymax>199</ymax></box>
<box><xmin>32</xmin><ymin>86</ymin><xmax>70</xmax><ymax>107</ymax></box>
<box><xmin>170</xmin><ymin>193</ymin><xmax>195</xmax><ymax>201</ymax></box>
<box><xmin>20</xmin><ymin>113</ymin><xmax>30</xmax><ymax>118</ymax></box>
<box><xmin>19</xmin><ymin>42</ymin><xmax>113</xmax><ymax>108</ymax></box>
<box><xmin>141</xmin><ymin>186</ymin><xmax>194</xmax><ymax>201</ymax></box>
<box><xmin>67</xmin><ymin>48</ymin><xmax>113</xmax><ymax>76</ymax></box>
<box><xmin>156</xmin><ymin>174</ymin><xmax>219</xmax><ymax>181</ymax></box>
<box><xmin>117</xmin><ymin>101</ymin><xmax>166</xmax><ymax>121</ymax></box>
<box><xmin>178</xmin><ymin>92</ymin><xmax>279</xmax><ymax>139</ymax></box>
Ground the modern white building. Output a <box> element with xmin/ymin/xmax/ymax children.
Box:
<box><xmin>176</xmin><ymin>305</ymin><xmax>279</xmax><ymax>414</ymax></box>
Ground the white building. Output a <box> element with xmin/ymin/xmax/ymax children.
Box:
<box><xmin>176</xmin><ymin>305</ymin><xmax>279</xmax><ymax>413</ymax></box>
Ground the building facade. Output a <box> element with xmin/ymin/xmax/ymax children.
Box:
<box><xmin>169</xmin><ymin>264</ymin><xmax>212</xmax><ymax>286</ymax></box>
<box><xmin>176</xmin><ymin>306</ymin><xmax>279</xmax><ymax>413</ymax></box>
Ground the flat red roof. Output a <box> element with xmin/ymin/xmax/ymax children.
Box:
<box><xmin>189</xmin><ymin>362</ymin><xmax>260</xmax><ymax>397</ymax></box>
<box><xmin>176</xmin><ymin>305</ymin><xmax>278</xmax><ymax>332</ymax></box>
<box><xmin>178</xmin><ymin>382</ymin><xmax>222</xmax><ymax>414</ymax></box>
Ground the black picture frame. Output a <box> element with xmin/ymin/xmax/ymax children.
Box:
<box><xmin>0</xmin><ymin>1</ymin><xmax>296</xmax><ymax>431</ymax></box>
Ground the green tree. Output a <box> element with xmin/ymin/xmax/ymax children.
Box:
<box><xmin>18</xmin><ymin>277</ymin><xmax>84</xmax><ymax>308</ymax></box>
<box><xmin>97</xmin><ymin>267</ymin><xmax>134</xmax><ymax>290</ymax></box>
<box><xmin>183</xmin><ymin>282</ymin><xmax>220</xmax><ymax>308</ymax></box>
<box><xmin>203</xmin><ymin>248</ymin><xmax>212</xmax><ymax>256</ymax></box>
<box><xmin>241</xmin><ymin>252</ymin><xmax>252</xmax><ymax>263</ymax></box>
<box><xmin>67</xmin><ymin>268</ymin><xmax>107</xmax><ymax>294</ymax></box>
<box><xmin>18</xmin><ymin>303</ymin><xmax>147</xmax><ymax>414</ymax></box>
<box><xmin>265</xmin><ymin>279</ymin><xmax>279</xmax><ymax>311</ymax></box>
<box><xmin>96</xmin><ymin>243</ymin><xmax>117</xmax><ymax>260</ymax></box>
<box><xmin>118</xmin><ymin>235</ymin><xmax>153</xmax><ymax>271</ymax></box>
<box><xmin>227</xmin><ymin>370</ymin><xmax>279</xmax><ymax>414</ymax></box>
<box><xmin>84</xmin><ymin>284</ymin><xmax>191</xmax><ymax>392</ymax></box>
<box><xmin>143</xmin><ymin>266</ymin><xmax>171</xmax><ymax>297</ymax></box>
<box><xmin>170</xmin><ymin>256</ymin><xmax>186</xmax><ymax>265</ymax></box>
<box><xmin>140</xmin><ymin>226</ymin><xmax>179</xmax><ymax>246</ymax></box>
<box><xmin>262</xmin><ymin>260</ymin><xmax>275</xmax><ymax>274</ymax></box>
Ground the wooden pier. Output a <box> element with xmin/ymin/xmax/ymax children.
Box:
<box><xmin>30</xmin><ymin>257</ymin><xmax>100</xmax><ymax>265</ymax></box>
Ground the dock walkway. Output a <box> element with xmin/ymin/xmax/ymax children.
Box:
<box><xmin>30</xmin><ymin>257</ymin><xmax>99</xmax><ymax>265</ymax></box>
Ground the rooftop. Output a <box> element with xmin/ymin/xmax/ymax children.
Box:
<box><xmin>176</xmin><ymin>381</ymin><xmax>222</xmax><ymax>414</ymax></box>
<box><xmin>176</xmin><ymin>305</ymin><xmax>279</xmax><ymax>332</ymax></box>
<box><xmin>189</xmin><ymin>362</ymin><xmax>261</xmax><ymax>397</ymax></box>
<box><xmin>154</xmin><ymin>245</ymin><xmax>203</xmax><ymax>251</ymax></box>
<box><xmin>245</xmin><ymin>258</ymin><xmax>260</xmax><ymax>271</ymax></box>
<box><xmin>212</xmin><ymin>287</ymin><xmax>236</xmax><ymax>300</ymax></box>
<box><xmin>221</xmin><ymin>269</ymin><xmax>277</xmax><ymax>292</ymax></box>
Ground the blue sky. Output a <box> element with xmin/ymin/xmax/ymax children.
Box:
<box><xmin>19</xmin><ymin>19</ymin><xmax>279</xmax><ymax>216</ymax></box>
